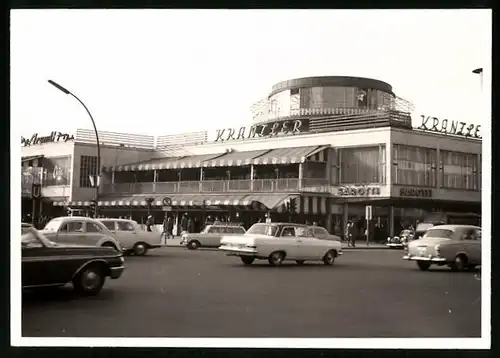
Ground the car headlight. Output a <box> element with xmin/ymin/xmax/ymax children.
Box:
<box><xmin>120</xmin><ymin>256</ymin><xmax>125</xmax><ymax>263</ymax></box>
<box><xmin>387</xmin><ymin>237</ymin><xmax>391</xmax><ymax>242</ymax></box>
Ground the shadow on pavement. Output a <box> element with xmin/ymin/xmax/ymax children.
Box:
<box><xmin>22</xmin><ymin>286</ymin><xmax>117</xmax><ymax>306</ymax></box>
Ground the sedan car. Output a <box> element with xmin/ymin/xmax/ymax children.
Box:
<box><xmin>403</xmin><ymin>225</ymin><xmax>481</xmax><ymax>271</ymax></box>
<box><xmin>40</xmin><ymin>216</ymin><xmax>122</xmax><ymax>252</ymax></box>
<box><xmin>97</xmin><ymin>218</ymin><xmax>163</xmax><ymax>256</ymax></box>
<box><xmin>180</xmin><ymin>224</ymin><xmax>246</xmax><ymax>250</ymax></box>
<box><xmin>219</xmin><ymin>223</ymin><xmax>342</xmax><ymax>266</ymax></box>
<box><xmin>387</xmin><ymin>229</ymin><xmax>415</xmax><ymax>249</ymax></box>
<box><xmin>22</xmin><ymin>227</ymin><xmax>124</xmax><ymax>295</ymax></box>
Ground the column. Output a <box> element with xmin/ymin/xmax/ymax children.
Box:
<box><xmin>436</xmin><ymin>146</ymin><xmax>441</xmax><ymax>189</ymax></box>
<box><xmin>326</xmin><ymin>197</ymin><xmax>333</xmax><ymax>233</ymax></box>
<box><xmin>298</xmin><ymin>162</ymin><xmax>304</xmax><ymax>189</ymax></box>
<box><xmin>385</xmin><ymin>141</ymin><xmax>392</xmax><ymax>187</ymax></box>
<box><xmin>153</xmin><ymin>169</ymin><xmax>157</xmax><ymax>193</ymax></box>
<box><xmin>111</xmin><ymin>169</ymin><xmax>116</xmax><ymax>194</ymax></box>
<box><xmin>199</xmin><ymin>167</ymin><xmax>204</xmax><ymax>193</ymax></box>
<box><xmin>343</xmin><ymin>202</ymin><xmax>349</xmax><ymax>233</ymax></box>
<box><xmin>250</xmin><ymin>164</ymin><xmax>254</xmax><ymax>191</ymax></box>
<box><xmin>389</xmin><ymin>205</ymin><xmax>395</xmax><ymax>237</ymax></box>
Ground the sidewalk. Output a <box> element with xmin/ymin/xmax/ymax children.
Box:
<box><xmin>159</xmin><ymin>238</ymin><xmax>389</xmax><ymax>250</ymax></box>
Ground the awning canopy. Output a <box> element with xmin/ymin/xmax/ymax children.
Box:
<box><xmin>241</xmin><ymin>194</ymin><xmax>298</xmax><ymax>210</ymax></box>
<box><xmin>202</xmin><ymin>149</ymin><xmax>270</xmax><ymax>168</ymax></box>
<box><xmin>22</xmin><ymin>155</ymin><xmax>44</xmax><ymax>163</ymax></box>
<box><xmin>251</xmin><ymin>145</ymin><xmax>328</xmax><ymax>165</ymax></box>
<box><xmin>111</xmin><ymin>153</ymin><xmax>224</xmax><ymax>172</ymax></box>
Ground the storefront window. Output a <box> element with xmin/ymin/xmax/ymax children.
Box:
<box><xmin>440</xmin><ymin>150</ymin><xmax>479</xmax><ymax>190</ymax></box>
<box><xmin>80</xmin><ymin>155</ymin><xmax>98</xmax><ymax>188</ymax></box>
<box><xmin>43</xmin><ymin>156</ymin><xmax>71</xmax><ymax>186</ymax></box>
<box><xmin>339</xmin><ymin>145</ymin><xmax>385</xmax><ymax>184</ymax></box>
<box><xmin>392</xmin><ymin>145</ymin><xmax>437</xmax><ymax>187</ymax></box>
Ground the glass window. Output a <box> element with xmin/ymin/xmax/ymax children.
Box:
<box><xmin>247</xmin><ymin>224</ymin><xmax>278</xmax><ymax>236</ymax></box>
<box><xmin>423</xmin><ymin>229</ymin><xmax>454</xmax><ymax>239</ymax></box>
<box><xmin>43</xmin><ymin>156</ymin><xmax>71</xmax><ymax>186</ymax></box>
<box><xmin>101</xmin><ymin>221</ymin><xmax>116</xmax><ymax>231</ymax></box>
<box><xmin>79</xmin><ymin>155</ymin><xmax>98</xmax><ymax>188</ymax></box>
<box><xmin>117</xmin><ymin>221</ymin><xmax>135</xmax><ymax>231</ymax></box>
<box><xmin>314</xmin><ymin>227</ymin><xmax>328</xmax><ymax>239</ymax></box>
<box><xmin>306</xmin><ymin>228</ymin><xmax>315</xmax><ymax>237</ymax></box>
<box><xmin>392</xmin><ymin>145</ymin><xmax>437</xmax><ymax>187</ymax></box>
<box><xmin>86</xmin><ymin>223</ymin><xmax>102</xmax><ymax>233</ymax></box>
<box><xmin>209</xmin><ymin>226</ymin><xmax>221</xmax><ymax>234</ymax></box>
<box><xmin>43</xmin><ymin>219</ymin><xmax>62</xmax><ymax>232</ymax></box>
<box><xmin>281</xmin><ymin>227</ymin><xmax>296</xmax><ymax>237</ymax></box>
<box><xmin>440</xmin><ymin>150</ymin><xmax>479</xmax><ymax>190</ymax></box>
<box><xmin>61</xmin><ymin>222</ymin><xmax>84</xmax><ymax>232</ymax></box>
<box><xmin>340</xmin><ymin>146</ymin><xmax>385</xmax><ymax>184</ymax></box>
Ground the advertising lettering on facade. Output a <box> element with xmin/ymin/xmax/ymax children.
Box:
<box><xmin>215</xmin><ymin>118</ymin><xmax>310</xmax><ymax>142</ymax></box>
<box><xmin>334</xmin><ymin>185</ymin><xmax>382</xmax><ymax>197</ymax></box>
<box><xmin>417</xmin><ymin>115</ymin><xmax>481</xmax><ymax>139</ymax></box>
<box><xmin>21</xmin><ymin>131</ymin><xmax>75</xmax><ymax>147</ymax></box>
<box><xmin>399</xmin><ymin>188</ymin><xmax>433</xmax><ymax>198</ymax></box>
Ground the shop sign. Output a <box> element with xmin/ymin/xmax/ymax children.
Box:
<box><xmin>335</xmin><ymin>185</ymin><xmax>381</xmax><ymax>197</ymax></box>
<box><xmin>21</xmin><ymin>131</ymin><xmax>75</xmax><ymax>147</ymax></box>
<box><xmin>417</xmin><ymin>115</ymin><xmax>481</xmax><ymax>139</ymax></box>
<box><xmin>399</xmin><ymin>188</ymin><xmax>433</xmax><ymax>198</ymax></box>
<box><xmin>215</xmin><ymin>118</ymin><xmax>310</xmax><ymax>142</ymax></box>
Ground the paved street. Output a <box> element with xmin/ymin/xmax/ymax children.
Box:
<box><xmin>22</xmin><ymin>246</ymin><xmax>481</xmax><ymax>338</ymax></box>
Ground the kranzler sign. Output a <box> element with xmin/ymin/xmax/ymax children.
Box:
<box><xmin>21</xmin><ymin>132</ymin><xmax>75</xmax><ymax>147</ymax></box>
<box><xmin>418</xmin><ymin>115</ymin><xmax>481</xmax><ymax>139</ymax></box>
<box><xmin>215</xmin><ymin>118</ymin><xmax>310</xmax><ymax>142</ymax></box>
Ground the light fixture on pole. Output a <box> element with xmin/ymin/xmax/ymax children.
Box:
<box><xmin>472</xmin><ymin>68</ymin><xmax>484</xmax><ymax>93</ymax></box>
<box><xmin>48</xmin><ymin>80</ymin><xmax>101</xmax><ymax>217</ymax></box>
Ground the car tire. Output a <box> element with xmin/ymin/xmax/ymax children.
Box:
<box><xmin>73</xmin><ymin>264</ymin><xmax>106</xmax><ymax>296</ymax></box>
<box><xmin>102</xmin><ymin>242</ymin><xmax>118</xmax><ymax>251</ymax></box>
<box><xmin>187</xmin><ymin>240</ymin><xmax>200</xmax><ymax>250</ymax></box>
<box><xmin>268</xmin><ymin>251</ymin><xmax>285</xmax><ymax>266</ymax></box>
<box><xmin>323</xmin><ymin>250</ymin><xmax>336</xmax><ymax>266</ymax></box>
<box><xmin>417</xmin><ymin>261</ymin><xmax>431</xmax><ymax>271</ymax></box>
<box><xmin>241</xmin><ymin>256</ymin><xmax>255</xmax><ymax>265</ymax></box>
<box><xmin>451</xmin><ymin>254</ymin><xmax>467</xmax><ymax>272</ymax></box>
<box><xmin>296</xmin><ymin>260</ymin><xmax>305</xmax><ymax>265</ymax></box>
<box><xmin>133</xmin><ymin>242</ymin><xmax>148</xmax><ymax>256</ymax></box>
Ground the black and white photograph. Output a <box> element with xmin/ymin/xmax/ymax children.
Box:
<box><xmin>10</xmin><ymin>9</ymin><xmax>491</xmax><ymax>349</ymax></box>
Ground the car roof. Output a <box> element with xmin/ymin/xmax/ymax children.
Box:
<box><xmin>253</xmin><ymin>222</ymin><xmax>306</xmax><ymax>227</ymax></box>
<box><xmin>97</xmin><ymin>218</ymin><xmax>136</xmax><ymax>222</ymax></box>
<box><xmin>427</xmin><ymin>224</ymin><xmax>480</xmax><ymax>230</ymax></box>
<box><xmin>54</xmin><ymin>216</ymin><xmax>98</xmax><ymax>221</ymax></box>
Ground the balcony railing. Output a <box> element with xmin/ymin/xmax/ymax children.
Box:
<box><xmin>101</xmin><ymin>178</ymin><xmax>330</xmax><ymax>195</ymax></box>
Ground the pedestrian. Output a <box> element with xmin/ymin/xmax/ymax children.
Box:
<box><xmin>180</xmin><ymin>213</ymin><xmax>188</xmax><ymax>235</ymax></box>
<box><xmin>187</xmin><ymin>217</ymin><xmax>194</xmax><ymax>233</ymax></box>
<box><xmin>146</xmin><ymin>215</ymin><xmax>154</xmax><ymax>232</ymax></box>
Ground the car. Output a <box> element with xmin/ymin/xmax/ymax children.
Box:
<box><xmin>40</xmin><ymin>216</ymin><xmax>122</xmax><ymax>252</ymax></box>
<box><xmin>180</xmin><ymin>224</ymin><xmax>246</xmax><ymax>250</ymax></box>
<box><xmin>305</xmin><ymin>225</ymin><xmax>341</xmax><ymax>241</ymax></box>
<box><xmin>387</xmin><ymin>229</ymin><xmax>415</xmax><ymax>249</ymax></box>
<box><xmin>22</xmin><ymin>222</ymin><xmax>33</xmax><ymax>234</ymax></box>
<box><xmin>219</xmin><ymin>222</ymin><xmax>343</xmax><ymax>266</ymax></box>
<box><xmin>22</xmin><ymin>227</ymin><xmax>125</xmax><ymax>295</ymax></box>
<box><xmin>97</xmin><ymin>218</ymin><xmax>164</xmax><ymax>256</ymax></box>
<box><xmin>403</xmin><ymin>224</ymin><xmax>481</xmax><ymax>271</ymax></box>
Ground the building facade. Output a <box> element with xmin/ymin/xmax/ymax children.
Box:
<box><xmin>21</xmin><ymin>76</ymin><xmax>482</xmax><ymax>238</ymax></box>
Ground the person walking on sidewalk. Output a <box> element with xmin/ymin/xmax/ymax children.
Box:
<box><xmin>345</xmin><ymin>221</ymin><xmax>356</xmax><ymax>247</ymax></box>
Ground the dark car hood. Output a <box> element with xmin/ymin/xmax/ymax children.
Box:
<box><xmin>51</xmin><ymin>243</ymin><xmax>120</xmax><ymax>255</ymax></box>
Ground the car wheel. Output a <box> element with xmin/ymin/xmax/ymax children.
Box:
<box><xmin>296</xmin><ymin>260</ymin><xmax>305</xmax><ymax>265</ymax></box>
<box><xmin>451</xmin><ymin>255</ymin><xmax>467</xmax><ymax>272</ymax></box>
<box><xmin>417</xmin><ymin>261</ymin><xmax>431</xmax><ymax>271</ymax></box>
<box><xmin>268</xmin><ymin>251</ymin><xmax>285</xmax><ymax>266</ymax></box>
<box><xmin>323</xmin><ymin>250</ymin><xmax>336</xmax><ymax>266</ymax></box>
<box><xmin>187</xmin><ymin>240</ymin><xmax>200</xmax><ymax>250</ymax></box>
<box><xmin>241</xmin><ymin>256</ymin><xmax>255</xmax><ymax>265</ymax></box>
<box><xmin>73</xmin><ymin>264</ymin><xmax>105</xmax><ymax>296</ymax></box>
<box><xmin>133</xmin><ymin>242</ymin><xmax>148</xmax><ymax>256</ymax></box>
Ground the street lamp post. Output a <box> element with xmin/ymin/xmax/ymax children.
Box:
<box><xmin>48</xmin><ymin>80</ymin><xmax>101</xmax><ymax>218</ymax></box>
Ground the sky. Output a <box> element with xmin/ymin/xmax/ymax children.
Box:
<box><xmin>11</xmin><ymin>9</ymin><xmax>491</xmax><ymax>140</ymax></box>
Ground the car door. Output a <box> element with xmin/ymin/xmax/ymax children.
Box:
<box><xmin>467</xmin><ymin>228</ymin><xmax>482</xmax><ymax>265</ymax></box>
<box><xmin>203</xmin><ymin>226</ymin><xmax>222</xmax><ymax>247</ymax></box>
<box><xmin>54</xmin><ymin>220</ymin><xmax>85</xmax><ymax>244</ymax></box>
<box><xmin>84</xmin><ymin>222</ymin><xmax>108</xmax><ymax>246</ymax></box>
<box><xmin>279</xmin><ymin>226</ymin><xmax>299</xmax><ymax>259</ymax></box>
<box><xmin>295</xmin><ymin>227</ymin><xmax>319</xmax><ymax>259</ymax></box>
<box><xmin>115</xmin><ymin>220</ymin><xmax>139</xmax><ymax>248</ymax></box>
<box><xmin>22</xmin><ymin>236</ymin><xmax>64</xmax><ymax>286</ymax></box>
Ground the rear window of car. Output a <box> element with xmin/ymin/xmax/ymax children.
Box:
<box><xmin>227</xmin><ymin>226</ymin><xmax>245</xmax><ymax>234</ymax></box>
<box><xmin>423</xmin><ymin>229</ymin><xmax>454</xmax><ymax>239</ymax></box>
<box><xmin>416</xmin><ymin>223</ymin><xmax>434</xmax><ymax>232</ymax></box>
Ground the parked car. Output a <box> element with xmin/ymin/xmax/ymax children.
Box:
<box><xmin>403</xmin><ymin>225</ymin><xmax>481</xmax><ymax>271</ymax></box>
<box><xmin>97</xmin><ymin>218</ymin><xmax>163</xmax><ymax>256</ymax></box>
<box><xmin>219</xmin><ymin>222</ymin><xmax>342</xmax><ymax>266</ymax></box>
<box><xmin>40</xmin><ymin>216</ymin><xmax>122</xmax><ymax>252</ymax></box>
<box><xmin>387</xmin><ymin>229</ymin><xmax>415</xmax><ymax>249</ymax></box>
<box><xmin>22</xmin><ymin>227</ymin><xmax>124</xmax><ymax>295</ymax></box>
<box><xmin>180</xmin><ymin>224</ymin><xmax>246</xmax><ymax>250</ymax></box>
<box><xmin>414</xmin><ymin>221</ymin><xmax>444</xmax><ymax>240</ymax></box>
<box><xmin>305</xmin><ymin>226</ymin><xmax>341</xmax><ymax>241</ymax></box>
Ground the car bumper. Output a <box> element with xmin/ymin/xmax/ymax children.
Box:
<box><xmin>403</xmin><ymin>255</ymin><xmax>446</xmax><ymax>263</ymax></box>
<box><xmin>110</xmin><ymin>265</ymin><xmax>125</xmax><ymax>279</ymax></box>
<box><xmin>219</xmin><ymin>246</ymin><xmax>257</xmax><ymax>256</ymax></box>
<box><xmin>387</xmin><ymin>243</ymin><xmax>404</xmax><ymax>248</ymax></box>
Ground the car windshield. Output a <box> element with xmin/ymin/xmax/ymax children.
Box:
<box><xmin>43</xmin><ymin>219</ymin><xmax>62</xmax><ymax>232</ymax></box>
<box><xmin>246</xmin><ymin>224</ymin><xmax>279</xmax><ymax>237</ymax></box>
<box><xmin>423</xmin><ymin>229</ymin><xmax>454</xmax><ymax>239</ymax></box>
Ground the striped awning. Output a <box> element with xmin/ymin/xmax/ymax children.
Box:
<box><xmin>22</xmin><ymin>155</ymin><xmax>44</xmax><ymax>163</ymax></box>
<box><xmin>202</xmin><ymin>149</ymin><xmax>270</xmax><ymax>168</ymax></box>
<box><xmin>251</xmin><ymin>145</ymin><xmax>328</xmax><ymax>165</ymax></box>
<box><xmin>241</xmin><ymin>194</ymin><xmax>298</xmax><ymax>210</ymax></box>
<box><xmin>107</xmin><ymin>153</ymin><xmax>224</xmax><ymax>172</ymax></box>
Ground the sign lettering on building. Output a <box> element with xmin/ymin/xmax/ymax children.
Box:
<box><xmin>215</xmin><ymin>118</ymin><xmax>309</xmax><ymax>142</ymax></box>
<box><xmin>335</xmin><ymin>185</ymin><xmax>381</xmax><ymax>197</ymax></box>
<box><xmin>418</xmin><ymin>115</ymin><xmax>481</xmax><ymax>139</ymax></box>
<box><xmin>399</xmin><ymin>188</ymin><xmax>433</xmax><ymax>198</ymax></box>
<box><xmin>21</xmin><ymin>131</ymin><xmax>75</xmax><ymax>147</ymax></box>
